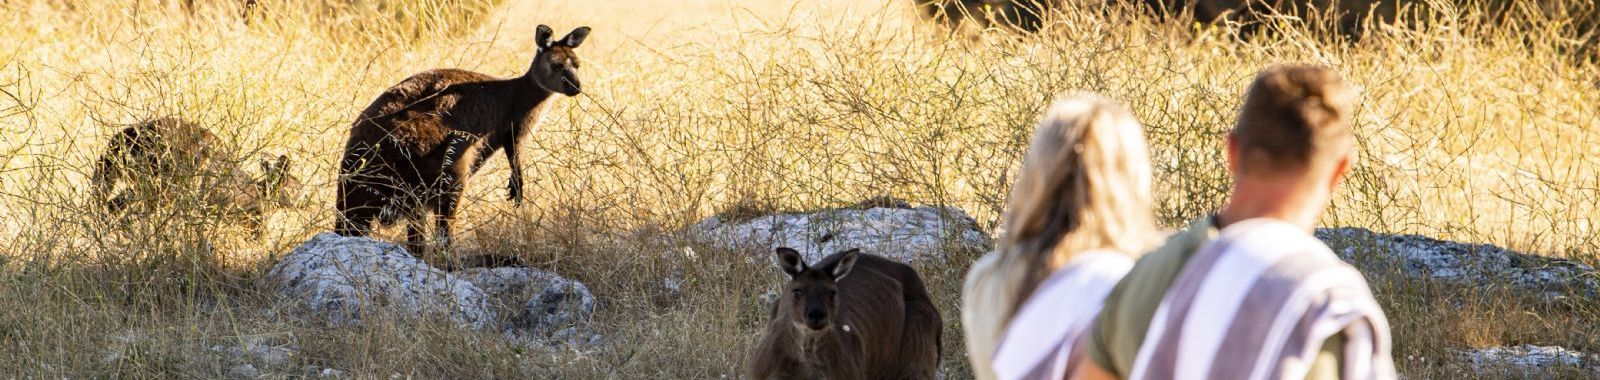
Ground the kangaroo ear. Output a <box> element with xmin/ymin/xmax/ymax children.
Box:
<box><xmin>259</xmin><ymin>157</ymin><xmax>272</xmax><ymax>173</ymax></box>
<box><xmin>560</xmin><ymin>26</ymin><xmax>591</xmax><ymax>48</ymax></box>
<box><xmin>830</xmin><ymin>249</ymin><xmax>861</xmax><ymax>281</ymax></box>
<box><xmin>775</xmin><ymin>247</ymin><xmax>806</xmax><ymax>277</ymax></box>
<box><xmin>536</xmin><ymin>24</ymin><xmax>554</xmax><ymax>48</ymax></box>
<box><xmin>274</xmin><ymin>155</ymin><xmax>290</xmax><ymax>171</ymax></box>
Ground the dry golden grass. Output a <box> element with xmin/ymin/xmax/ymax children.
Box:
<box><xmin>0</xmin><ymin>0</ymin><xmax>1597</xmax><ymax>377</ymax></box>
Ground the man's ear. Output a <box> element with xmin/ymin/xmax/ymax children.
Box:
<box><xmin>829</xmin><ymin>249</ymin><xmax>861</xmax><ymax>281</ymax></box>
<box><xmin>1327</xmin><ymin>149</ymin><xmax>1352</xmax><ymax>192</ymax></box>
<box><xmin>775</xmin><ymin>247</ymin><xmax>806</xmax><ymax>277</ymax></box>
<box><xmin>1225</xmin><ymin>134</ymin><xmax>1243</xmax><ymax>176</ymax></box>
<box><xmin>535</xmin><ymin>24</ymin><xmax>554</xmax><ymax>48</ymax></box>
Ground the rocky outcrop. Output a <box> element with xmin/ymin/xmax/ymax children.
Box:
<box><xmin>267</xmin><ymin>233</ymin><xmax>595</xmax><ymax>346</ymax></box>
<box><xmin>689</xmin><ymin>202</ymin><xmax>992</xmax><ymax>264</ymax></box>
<box><xmin>1317</xmin><ymin>228</ymin><xmax>1599</xmax><ymax>299</ymax></box>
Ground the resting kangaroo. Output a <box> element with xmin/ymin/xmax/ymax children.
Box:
<box><xmin>91</xmin><ymin>117</ymin><xmax>301</xmax><ymax>228</ymax></box>
<box><xmin>336</xmin><ymin>25</ymin><xmax>590</xmax><ymax>263</ymax></box>
<box><xmin>750</xmin><ymin>248</ymin><xmax>942</xmax><ymax>380</ymax></box>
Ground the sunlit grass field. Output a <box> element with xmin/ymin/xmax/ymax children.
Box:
<box><xmin>0</xmin><ymin>0</ymin><xmax>1596</xmax><ymax>377</ymax></box>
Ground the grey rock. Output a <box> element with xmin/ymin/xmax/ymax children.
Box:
<box><xmin>208</xmin><ymin>335</ymin><xmax>297</xmax><ymax>368</ymax></box>
<box><xmin>1318</xmin><ymin>228</ymin><xmax>1599</xmax><ymax>299</ymax></box>
<box><xmin>1456</xmin><ymin>344</ymin><xmax>1598</xmax><ymax>374</ymax></box>
<box><xmin>690</xmin><ymin>204</ymin><xmax>991</xmax><ymax>264</ymax></box>
<box><xmin>660</xmin><ymin>273</ymin><xmax>683</xmax><ymax>295</ymax></box>
<box><xmin>101</xmin><ymin>330</ymin><xmax>149</xmax><ymax>365</ymax></box>
<box><xmin>227</xmin><ymin>363</ymin><xmax>260</xmax><ymax>379</ymax></box>
<box><xmin>266</xmin><ymin>233</ymin><xmax>495</xmax><ymax>330</ymax></box>
<box><xmin>455</xmin><ymin>267</ymin><xmax>597</xmax><ymax>345</ymax></box>
<box><xmin>318</xmin><ymin>367</ymin><xmax>346</xmax><ymax>378</ymax></box>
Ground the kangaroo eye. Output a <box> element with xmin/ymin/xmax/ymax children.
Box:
<box><xmin>792</xmin><ymin>289</ymin><xmax>803</xmax><ymax>298</ymax></box>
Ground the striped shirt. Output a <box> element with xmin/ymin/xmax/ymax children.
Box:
<box><xmin>1128</xmin><ymin>219</ymin><xmax>1395</xmax><ymax>380</ymax></box>
<box><xmin>991</xmin><ymin>251</ymin><xmax>1133</xmax><ymax>380</ymax></box>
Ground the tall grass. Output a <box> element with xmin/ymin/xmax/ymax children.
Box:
<box><xmin>0</xmin><ymin>0</ymin><xmax>1596</xmax><ymax>377</ymax></box>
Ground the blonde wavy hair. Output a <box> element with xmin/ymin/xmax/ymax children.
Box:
<box><xmin>996</xmin><ymin>93</ymin><xmax>1156</xmax><ymax>311</ymax></box>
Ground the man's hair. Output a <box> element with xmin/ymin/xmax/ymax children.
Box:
<box><xmin>1231</xmin><ymin>64</ymin><xmax>1356</xmax><ymax>173</ymax></box>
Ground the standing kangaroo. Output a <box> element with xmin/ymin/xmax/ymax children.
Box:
<box><xmin>91</xmin><ymin>117</ymin><xmax>301</xmax><ymax>229</ymax></box>
<box><xmin>336</xmin><ymin>25</ymin><xmax>590</xmax><ymax>264</ymax></box>
<box><xmin>750</xmin><ymin>248</ymin><xmax>943</xmax><ymax>380</ymax></box>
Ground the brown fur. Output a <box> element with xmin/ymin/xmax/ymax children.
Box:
<box><xmin>749</xmin><ymin>248</ymin><xmax>942</xmax><ymax>380</ymax></box>
<box><xmin>90</xmin><ymin>117</ymin><xmax>301</xmax><ymax>229</ymax></box>
<box><xmin>335</xmin><ymin>25</ymin><xmax>591</xmax><ymax>264</ymax></box>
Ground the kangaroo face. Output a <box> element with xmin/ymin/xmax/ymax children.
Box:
<box><xmin>775</xmin><ymin>247</ymin><xmax>860</xmax><ymax>332</ymax></box>
<box><xmin>530</xmin><ymin>25</ymin><xmax>591</xmax><ymax>96</ymax></box>
<box><xmin>259</xmin><ymin>155</ymin><xmax>302</xmax><ymax>207</ymax></box>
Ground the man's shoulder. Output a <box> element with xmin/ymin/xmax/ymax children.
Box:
<box><xmin>1088</xmin><ymin>216</ymin><xmax>1218</xmax><ymax>375</ymax></box>
<box><xmin>1122</xmin><ymin>217</ymin><xmax>1219</xmax><ymax>286</ymax></box>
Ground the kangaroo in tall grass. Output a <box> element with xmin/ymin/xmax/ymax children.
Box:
<box><xmin>336</xmin><ymin>25</ymin><xmax>591</xmax><ymax>264</ymax></box>
<box><xmin>750</xmin><ymin>248</ymin><xmax>943</xmax><ymax>380</ymax></box>
<box><xmin>91</xmin><ymin>117</ymin><xmax>302</xmax><ymax>229</ymax></box>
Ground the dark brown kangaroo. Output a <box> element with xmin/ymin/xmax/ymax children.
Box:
<box><xmin>91</xmin><ymin>117</ymin><xmax>301</xmax><ymax>227</ymax></box>
<box><xmin>750</xmin><ymin>248</ymin><xmax>942</xmax><ymax>380</ymax></box>
<box><xmin>335</xmin><ymin>25</ymin><xmax>590</xmax><ymax>263</ymax></box>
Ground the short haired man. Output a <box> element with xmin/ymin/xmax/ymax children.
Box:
<box><xmin>1074</xmin><ymin>65</ymin><xmax>1396</xmax><ymax>380</ymax></box>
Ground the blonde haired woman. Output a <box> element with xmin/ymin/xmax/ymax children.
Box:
<box><xmin>962</xmin><ymin>94</ymin><xmax>1156</xmax><ymax>380</ymax></box>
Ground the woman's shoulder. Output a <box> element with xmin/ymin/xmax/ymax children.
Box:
<box><xmin>1060</xmin><ymin>249</ymin><xmax>1136</xmax><ymax>282</ymax></box>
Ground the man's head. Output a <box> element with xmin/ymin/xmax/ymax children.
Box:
<box><xmin>1224</xmin><ymin>64</ymin><xmax>1357</xmax><ymax>228</ymax></box>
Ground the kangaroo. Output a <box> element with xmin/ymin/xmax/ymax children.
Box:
<box><xmin>91</xmin><ymin>117</ymin><xmax>302</xmax><ymax>228</ymax></box>
<box><xmin>335</xmin><ymin>25</ymin><xmax>590</xmax><ymax>265</ymax></box>
<box><xmin>750</xmin><ymin>248</ymin><xmax>942</xmax><ymax>380</ymax></box>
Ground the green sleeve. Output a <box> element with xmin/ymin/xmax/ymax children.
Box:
<box><xmin>1084</xmin><ymin>275</ymin><xmax>1126</xmax><ymax>377</ymax></box>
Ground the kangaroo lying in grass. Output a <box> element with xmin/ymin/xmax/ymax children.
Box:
<box><xmin>91</xmin><ymin>117</ymin><xmax>302</xmax><ymax>231</ymax></box>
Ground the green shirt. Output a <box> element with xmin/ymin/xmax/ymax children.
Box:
<box><xmin>1084</xmin><ymin>216</ymin><xmax>1342</xmax><ymax>379</ymax></box>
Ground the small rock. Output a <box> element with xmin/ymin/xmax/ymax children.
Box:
<box><xmin>661</xmin><ymin>275</ymin><xmax>683</xmax><ymax>294</ymax></box>
<box><xmin>319</xmin><ymin>367</ymin><xmax>346</xmax><ymax>378</ymax></box>
<box><xmin>209</xmin><ymin>335</ymin><xmax>297</xmax><ymax>368</ymax></box>
<box><xmin>689</xmin><ymin>203</ymin><xmax>991</xmax><ymax>264</ymax></box>
<box><xmin>1456</xmin><ymin>344</ymin><xmax>1598</xmax><ymax>374</ymax></box>
<box><xmin>455</xmin><ymin>267</ymin><xmax>597</xmax><ymax>345</ymax></box>
<box><xmin>227</xmin><ymin>363</ymin><xmax>259</xmax><ymax>379</ymax></box>
<box><xmin>101</xmin><ymin>330</ymin><xmax>149</xmax><ymax>364</ymax></box>
<box><xmin>266</xmin><ymin>233</ymin><xmax>496</xmax><ymax>329</ymax></box>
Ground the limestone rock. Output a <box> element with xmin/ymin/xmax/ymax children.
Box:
<box><xmin>1456</xmin><ymin>344</ymin><xmax>1598</xmax><ymax>374</ymax></box>
<box><xmin>1318</xmin><ymin>228</ymin><xmax>1599</xmax><ymax>299</ymax></box>
<box><xmin>265</xmin><ymin>233</ymin><xmax>495</xmax><ymax>330</ymax></box>
<box><xmin>690</xmin><ymin>203</ymin><xmax>991</xmax><ymax>264</ymax></box>
<box><xmin>455</xmin><ymin>267</ymin><xmax>597</xmax><ymax>345</ymax></box>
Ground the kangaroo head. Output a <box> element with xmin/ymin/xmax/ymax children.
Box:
<box><xmin>775</xmin><ymin>247</ymin><xmax>860</xmax><ymax>332</ymax></box>
<box><xmin>258</xmin><ymin>154</ymin><xmax>301</xmax><ymax>207</ymax></box>
<box><xmin>528</xmin><ymin>25</ymin><xmax>591</xmax><ymax>97</ymax></box>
